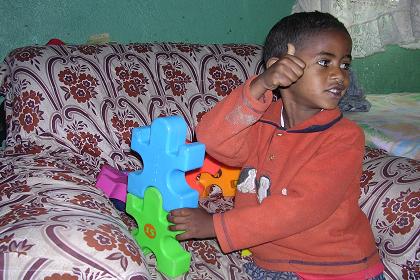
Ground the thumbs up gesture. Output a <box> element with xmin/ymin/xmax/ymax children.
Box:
<box><xmin>250</xmin><ymin>43</ymin><xmax>306</xmax><ymax>100</ymax></box>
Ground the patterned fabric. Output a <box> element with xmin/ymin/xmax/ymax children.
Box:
<box><xmin>0</xmin><ymin>43</ymin><xmax>264</xmax><ymax>170</ymax></box>
<box><xmin>360</xmin><ymin>147</ymin><xmax>420</xmax><ymax>280</ymax></box>
<box><xmin>0</xmin><ymin>43</ymin><xmax>418</xmax><ymax>280</ymax></box>
<box><xmin>345</xmin><ymin>93</ymin><xmax>420</xmax><ymax>160</ymax></box>
<box><xmin>293</xmin><ymin>0</ymin><xmax>420</xmax><ymax>57</ymax></box>
<box><xmin>0</xmin><ymin>63</ymin><xmax>7</xmax><ymax>146</ymax></box>
<box><xmin>243</xmin><ymin>262</ymin><xmax>386</xmax><ymax>280</ymax></box>
<box><xmin>0</xmin><ymin>147</ymin><xmax>251</xmax><ymax>279</ymax></box>
<box><xmin>244</xmin><ymin>262</ymin><xmax>300</xmax><ymax>280</ymax></box>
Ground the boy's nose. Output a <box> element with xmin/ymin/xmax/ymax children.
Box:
<box><xmin>334</xmin><ymin>78</ymin><xmax>344</xmax><ymax>85</ymax></box>
<box><xmin>330</xmin><ymin>67</ymin><xmax>346</xmax><ymax>84</ymax></box>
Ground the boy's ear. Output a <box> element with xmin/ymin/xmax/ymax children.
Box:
<box><xmin>266</xmin><ymin>57</ymin><xmax>279</xmax><ymax>68</ymax></box>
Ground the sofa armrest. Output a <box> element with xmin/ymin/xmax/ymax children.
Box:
<box><xmin>360</xmin><ymin>147</ymin><xmax>419</xmax><ymax>279</ymax></box>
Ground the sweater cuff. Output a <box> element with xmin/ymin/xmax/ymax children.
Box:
<box><xmin>213</xmin><ymin>213</ymin><xmax>233</xmax><ymax>253</ymax></box>
<box><xmin>242</xmin><ymin>75</ymin><xmax>273</xmax><ymax>114</ymax></box>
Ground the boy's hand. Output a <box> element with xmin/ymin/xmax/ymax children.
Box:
<box><xmin>250</xmin><ymin>43</ymin><xmax>305</xmax><ymax>100</ymax></box>
<box><xmin>167</xmin><ymin>207</ymin><xmax>215</xmax><ymax>241</ymax></box>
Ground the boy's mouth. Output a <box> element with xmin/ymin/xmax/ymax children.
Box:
<box><xmin>326</xmin><ymin>85</ymin><xmax>345</xmax><ymax>98</ymax></box>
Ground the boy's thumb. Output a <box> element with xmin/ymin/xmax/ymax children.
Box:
<box><xmin>287</xmin><ymin>43</ymin><xmax>295</xmax><ymax>55</ymax></box>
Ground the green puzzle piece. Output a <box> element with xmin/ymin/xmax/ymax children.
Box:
<box><xmin>126</xmin><ymin>188</ymin><xmax>191</xmax><ymax>278</ymax></box>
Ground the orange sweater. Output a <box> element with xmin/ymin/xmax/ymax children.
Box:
<box><xmin>196</xmin><ymin>78</ymin><xmax>381</xmax><ymax>275</ymax></box>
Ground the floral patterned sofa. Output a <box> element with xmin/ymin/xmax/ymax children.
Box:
<box><xmin>0</xmin><ymin>43</ymin><xmax>418</xmax><ymax>280</ymax></box>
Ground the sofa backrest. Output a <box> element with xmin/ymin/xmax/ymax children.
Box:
<box><xmin>0</xmin><ymin>43</ymin><xmax>264</xmax><ymax>169</ymax></box>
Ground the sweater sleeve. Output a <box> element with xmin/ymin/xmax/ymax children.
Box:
<box><xmin>195</xmin><ymin>76</ymin><xmax>273</xmax><ymax>167</ymax></box>
<box><xmin>213</xmin><ymin>125</ymin><xmax>365</xmax><ymax>253</ymax></box>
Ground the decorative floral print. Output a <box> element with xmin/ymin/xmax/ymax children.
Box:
<box><xmin>380</xmin><ymin>189</ymin><xmax>419</xmax><ymax>235</ymax></box>
<box><xmin>407</xmin><ymin>159</ymin><xmax>420</xmax><ymax>173</ymax></box>
<box><xmin>173</xmin><ymin>43</ymin><xmax>203</xmax><ymax>59</ymax></box>
<box><xmin>84</xmin><ymin>228</ymin><xmax>117</xmax><ymax>251</ymax></box>
<box><xmin>225</xmin><ymin>44</ymin><xmax>259</xmax><ymax>57</ymax></box>
<box><xmin>174</xmin><ymin>43</ymin><xmax>202</xmax><ymax>53</ymax></box>
<box><xmin>84</xmin><ymin>223</ymin><xmax>142</xmax><ymax>270</ymax></box>
<box><xmin>111</xmin><ymin>111</ymin><xmax>139</xmax><ymax>145</ymax></box>
<box><xmin>360</xmin><ymin>169</ymin><xmax>377</xmax><ymax>195</ymax></box>
<box><xmin>0</xmin><ymin>202</ymin><xmax>48</xmax><ymax>227</ymax></box>
<box><xmin>196</xmin><ymin>109</ymin><xmax>209</xmax><ymax>123</ymax></box>
<box><xmin>10</xmin><ymin>46</ymin><xmax>44</xmax><ymax>63</ymax></box>
<box><xmin>0</xmin><ymin>180</ymin><xmax>30</xmax><ymax>200</ymax></box>
<box><xmin>58</xmin><ymin>66</ymin><xmax>99</xmax><ymax>107</ymax></box>
<box><xmin>208</xmin><ymin>65</ymin><xmax>242</xmax><ymax>96</ymax></box>
<box><xmin>401</xmin><ymin>260</ymin><xmax>419</xmax><ymax>280</ymax></box>
<box><xmin>12</xmin><ymin>90</ymin><xmax>44</xmax><ymax>133</ymax></box>
<box><xmin>44</xmin><ymin>273</ymin><xmax>78</xmax><ymax>280</ymax></box>
<box><xmin>51</xmin><ymin>172</ymin><xmax>91</xmax><ymax>185</ymax></box>
<box><xmin>77</xmin><ymin>45</ymin><xmax>103</xmax><ymax>56</ymax></box>
<box><xmin>0</xmin><ymin>234</ymin><xmax>34</xmax><ymax>257</ymax></box>
<box><xmin>162</xmin><ymin>62</ymin><xmax>192</xmax><ymax>96</ymax></box>
<box><xmin>70</xmin><ymin>193</ymin><xmax>112</xmax><ymax>215</ymax></box>
<box><xmin>65</xmin><ymin>121</ymin><xmax>103</xmax><ymax>157</ymax></box>
<box><xmin>58</xmin><ymin>68</ymin><xmax>78</xmax><ymax>86</ymax></box>
<box><xmin>115</xmin><ymin>64</ymin><xmax>149</xmax><ymax>99</ymax></box>
<box><xmin>224</xmin><ymin>44</ymin><xmax>260</xmax><ymax>66</ymax></box>
<box><xmin>185</xmin><ymin>240</ymin><xmax>221</xmax><ymax>267</ymax></box>
<box><xmin>364</xmin><ymin>146</ymin><xmax>388</xmax><ymax>160</ymax></box>
<box><xmin>129</xmin><ymin>43</ymin><xmax>152</xmax><ymax>54</ymax></box>
<box><xmin>68</xmin><ymin>154</ymin><xmax>99</xmax><ymax>175</ymax></box>
<box><xmin>4</xmin><ymin>139</ymin><xmax>44</xmax><ymax>155</ymax></box>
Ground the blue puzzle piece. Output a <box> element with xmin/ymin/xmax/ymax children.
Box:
<box><xmin>128</xmin><ymin>116</ymin><xmax>205</xmax><ymax>211</ymax></box>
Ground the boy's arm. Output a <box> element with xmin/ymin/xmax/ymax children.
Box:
<box><xmin>213</xmin><ymin>126</ymin><xmax>365</xmax><ymax>253</ymax></box>
<box><xmin>196</xmin><ymin>44</ymin><xmax>305</xmax><ymax>167</ymax></box>
<box><xmin>196</xmin><ymin>76</ymin><xmax>273</xmax><ymax>167</ymax></box>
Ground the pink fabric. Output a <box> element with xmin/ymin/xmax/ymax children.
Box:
<box><xmin>297</xmin><ymin>262</ymin><xmax>384</xmax><ymax>279</ymax></box>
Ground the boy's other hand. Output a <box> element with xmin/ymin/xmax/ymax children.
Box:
<box><xmin>168</xmin><ymin>207</ymin><xmax>215</xmax><ymax>241</ymax></box>
<box><xmin>250</xmin><ymin>43</ymin><xmax>305</xmax><ymax>100</ymax></box>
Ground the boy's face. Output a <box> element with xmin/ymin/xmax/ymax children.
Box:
<box><xmin>285</xmin><ymin>29</ymin><xmax>352</xmax><ymax>110</ymax></box>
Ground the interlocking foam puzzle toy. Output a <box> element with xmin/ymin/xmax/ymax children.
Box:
<box><xmin>95</xmin><ymin>165</ymin><xmax>128</xmax><ymax>202</ymax></box>
<box><xmin>126</xmin><ymin>116</ymin><xmax>206</xmax><ymax>277</ymax></box>
<box><xmin>199</xmin><ymin>165</ymin><xmax>241</xmax><ymax>197</ymax></box>
<box><xmin>126</xmin><ymin>188</ymin><xmax>190</xmax><ymax>278</ymax></box>
<box><xmin>128</xmin><ymin>116</ymin><xmax>205</xmax><ymax>212</ymax></box>
<box><xmin>186</xmin><ymin>154</ymin><xmax>220</xmax><ymax>197</ymax></box>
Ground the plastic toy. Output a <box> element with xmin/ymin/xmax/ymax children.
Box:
<box><xmin>185</xmin><ymin>154</ymin><xmax>220</xmax><ymax>197</ymax></box>
<box><xmin>95</xmin><ymin>116</ymin><xmax>206</xmax><ymax>277</ymax></box>
<box><xmin>241</xmin><ymin>249</ymin><xmax>252</xmax><ymax>257</ymax></box>
<box><xmin>95</xmin><ymin>164</ymin><xmax>128</xmax><ymax>202</ymax></box>
<box><xmin>199</xmin><ymin>165</ymin><xmax>241</xmax><ymax>197</ymax></box>
<box><xmin>126</xmin><ymin>188</ymin><xmax>190</xmax><ymax>278</ymax></box>
<box><xmin>128</xmin><ymin>116</ymin><xmax>205</xmax><ymax>211</ymax></box>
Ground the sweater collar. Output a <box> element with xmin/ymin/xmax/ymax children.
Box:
<box><xmin>260</xmin><ymin>100</ymin><xmax>343</xmax><ymax>133</ymax></box>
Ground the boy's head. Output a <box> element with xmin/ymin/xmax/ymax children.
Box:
<box><xmin>263</xmin><ymin>11</ymin><xmax>350</xmax><ymax>64</ymax></box>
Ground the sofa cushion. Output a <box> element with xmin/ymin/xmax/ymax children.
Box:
<box><xmin>0</xmin><ymin>43</ymin><xmax>264</xmax><ymax>170</ymax></box>
<box><xmin>360</xmin><ymin>147</ymin><xmax>420</xmax><ymax>279</ymax></box>
<box><xmin>0</xmin><ymin>146</ymin><xmax>252</xmax><ymax>279</ymax></box>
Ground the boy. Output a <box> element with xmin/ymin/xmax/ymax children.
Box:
<box><xmin>168</xmin><ymin>12</ymin><xmax>384</xmax><ymax>279</ymax></box>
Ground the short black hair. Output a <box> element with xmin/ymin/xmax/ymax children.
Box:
<box><xmin>263</xmin><ymin>11</ymin><xmax>350</xmax><ymax>64</ymax></box>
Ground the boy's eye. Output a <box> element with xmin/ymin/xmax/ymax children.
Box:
<box><xmin>317</xmin><ymin>59</ymin><xmax>329</xmax><ymax>67</ymax></box>
<box><xmin>340</xmin><ymin>63</ymin><xmax>351</xmax><ymax>70</ymax></box>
